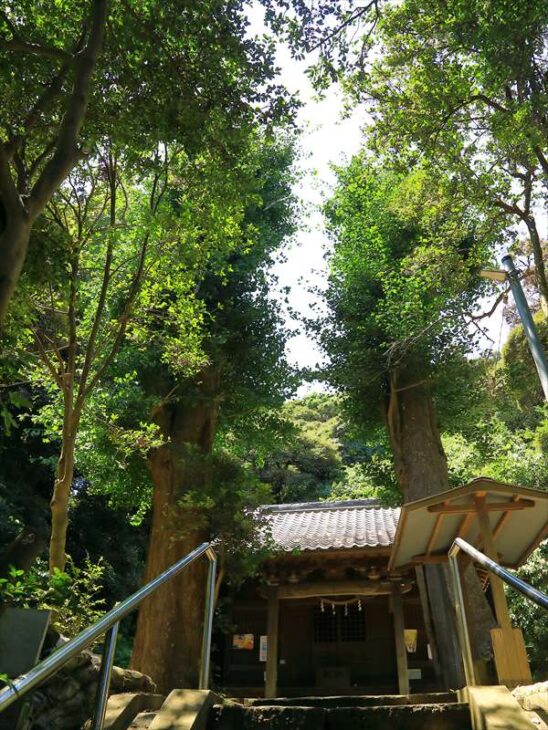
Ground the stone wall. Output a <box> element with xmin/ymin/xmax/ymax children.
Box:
<box><xmin>23</xmin><ymin>636</ymin><xmax>156</xmax><ymax>730</ymax></box>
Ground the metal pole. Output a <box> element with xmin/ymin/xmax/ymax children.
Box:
<box><xmin>198</xmin><ymin>549</ymin><xmax>217</xmax><ymax>690</ymax></box>
<box><xmin>0</xmin><ymin>542</ymin><xmax>211</xmax><ymax>713</ymax></box>
<box><xmin>502</xmin><ymin>254</ymin><xmax>548</xmax><ymax>401</ymax></box>
<box><xmin>92</xmin><ymin>621</ymin><xmax>120</xmax><ymax>730</ymax></box>
<box><xmin>454</xmin><ymin>538</ymin><xmax>548</xmax><ymax>610</ymax></box>
<box><xmin>448</xmin><ymin>550</ymin><xmax>476</xmax><ymax>687</ymax></box>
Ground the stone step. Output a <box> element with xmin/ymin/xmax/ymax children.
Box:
<box><xmin>245</xmin><ymin>691</ymin><xmax>458</xmax><ymax>708</ymax></box>
<box><xmin>207</xmin><ymin>702</ymin><xmax>472</xmax><ymax>730</ymax></box>
<box><xmin>129</xmin><ymin>711</ymin><xmax>157</xmax><ymax>729</ymax></box>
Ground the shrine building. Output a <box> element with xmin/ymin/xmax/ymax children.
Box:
<box><xmin>219</xmin><ymin>477</ymin><xmax>548</xmax><ymax>698</ymax></box>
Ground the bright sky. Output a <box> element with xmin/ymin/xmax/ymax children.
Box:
<box><xmin>249</xmin><ymin>5</ymin><xmax>512</xmax><ymax>394</ymax></box>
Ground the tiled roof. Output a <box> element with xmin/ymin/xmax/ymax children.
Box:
<box><xmin>261</xmin><ymin>499</ymin><xmax>401</xmax><ymax>552</ymax></box>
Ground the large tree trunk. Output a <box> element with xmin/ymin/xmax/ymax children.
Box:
<box><xmin>0</xmin><ymin>215</ymin><xmax>32</xmax><ymax>327</ymax></box>
<box><xmin>131</xmin><ymin>369</ymin><xmax>220</xmax><ymax>693</ymax></box>
<box><xmin>525</xmin><ymin>216</ymin><xmax>548</xmax><ymax>316</ymax></box>
<box><xmin>386</xmin><ymin>366</ymin><xmax>495</xmax><ymax>689</ymax></box>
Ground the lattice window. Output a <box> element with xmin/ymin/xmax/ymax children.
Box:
<box><xmin>313</xmin><ymin>607</ymin><xmax>337</xmax><ymax>642</ymax></box>
<box><xmin>340</xmin><ymin>604</ymin><xmax>366</xmax><ymax>642</ymax></box>
<box><xmin>313</xmin><ymin>604</ymin><xmax>366</xmax><ymax>643</ymax></box>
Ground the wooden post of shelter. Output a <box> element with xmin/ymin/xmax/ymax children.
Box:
<box><xmin>391</xmin><ymin>580</ymin><xmax>410</xmax><ymax>695</ymax></box>
<box><xmin>474</xmin><ymin>495</ymin><xmax>532</xmax><ymax>687</ymax></box>
<box><xmin>415</xmin><ymin>565</ymin><xmax>442</xmax><ymax>684</ymax></box>
<box><xmin>265</xmin><ymin>586</ymin><xmax>279</xmax><ymax>698</ymax></box>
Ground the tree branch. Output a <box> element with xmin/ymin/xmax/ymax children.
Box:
<box><xmin>0</xmin><ymin>145</ymin><xmax>23</xmax><ymax>217</ymax></box>
<box><xmin>34</xmin><ymin>331</ymin><xmax>64</xmax><ymax>389</ymax></box>
<box><xmin>533</xmin><ymin>145</ymin><xmax>548</xmax><ymax>178</ymax></box>
<box><xmin>466</xmin><ymin>287</ymin><xmax>509</xmax><ymax>321</ymax></box>
<box><xmin>0</xmin><ymin>37</ymin><xmax>72</xmax><ymax>62</ymax></box>
<box><xmin>468</xmin><ymin>94</ymin><xmax>509</xmax><ymax>114</ymax></box>
<box><xmin>28</xmin><ymin>0</ymin><xmax>108</xmax><ymax>218</ymax></box>
<box><xmin>77</xmin><ymin>153</ymin><xmax>116</xmax><ymax>398</ymax></box>
<box><xmin>82</xmin><ymin>231</ymin><xmax>150</xmax><ymax>400</ymax></box>
<box><xmin>308</xmin><ymin>1</ymin><xmax>379</xmax><ymax>53</ymax></box>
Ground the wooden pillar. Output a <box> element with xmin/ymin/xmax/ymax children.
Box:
<box><xmin>265</xmin><ymin>586</ymin><xmax>279</xmax><ymax>698</ymax></box>
<box><xmin>415</xmin><ymin>565</ymin><xmax>442</xmax><ymax>684</ymax></box>
<box><xmin>475</xmin><ymin>496</ymin><xmax>532</xmax><ymax>686</ymax></box>
<box><xmin>475</xmin><ymin>496</ymin><xmax>512</xmax><ymax>630</ymax></box>
<box><xmin>391</xmin><ymin>581</ymin><xmax>410</xmax><ymax>695</ymax></box>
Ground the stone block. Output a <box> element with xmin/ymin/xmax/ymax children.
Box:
<box><xmin>102</xmin><ymin>692</ymin><xmax>164</xmax><ymax>730</ymax></box>
<box><xmin>468</xmin><ymin>685</ymin><xmax>536</xmax><ymax>730</ymax></box>
<box><xmin>150</xmin><ymin>689</ymin><xmax>221</xmax><ymax>730</ymax></box>
<box><xmin>325</xmin><ymin>704</ymin><xmax>471</xmax><ymax>730</ymax></box>
<box><xmin>207</xmin><ymin>704</ymin><xmax>326</xmax><ymax>730</ymax></box>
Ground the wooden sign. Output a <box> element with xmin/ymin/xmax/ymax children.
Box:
<box><xmin>232</xmin><ymin>633</ymin><xmax>254</xmax><ymax>650</ymax></box>
<box><xmin>259</xmin><ymin>635</ymin><xmax>268</xmax><ymax>662</ymax></box>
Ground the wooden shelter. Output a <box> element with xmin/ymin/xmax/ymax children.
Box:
<box><xmin>219</xmin><ymin>478</ymin><xmax>548</xmax><ymax>697</ymax></box>
<box><xmin>390</xmin><ymin>477</ymin><xmax>548</xmax><ymax>688</ymax></box>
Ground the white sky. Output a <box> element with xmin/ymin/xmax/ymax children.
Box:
<box><xmin>249</xmin><ymin>5</ymin><xmax>512</xmax><ymax>394</ymax></box>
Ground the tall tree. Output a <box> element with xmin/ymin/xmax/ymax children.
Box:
<box><xmin>10</xmin><ymin>151</ymin><xmax>175</xmax><ymax>572</ymax></box>
<box><xmin>321</xmin><ymin>156</ymin><xmax>499</xmax><ymax>688</ymax></box>
<box><xmin>345</xmin><ymin>0</ymin><xmax>548</xmax><ymax>311</ymax></box>
<box><xmin>83</xmin><ymin>136</ymin><xmax>298</xmax><ymax>692</ymax></box>
<box><xmin>0</xmin><ymin>0</ymin><xmax>293</xmax><ymax>324</ymax></box>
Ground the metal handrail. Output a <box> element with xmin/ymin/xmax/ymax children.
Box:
<box><xmin>448</xmin><ymin>536</ymin><xmax>548</xmax><ymax>687</ymax></box>
<box><xmin>0</xmin><ymin>541</ymin><xmax>217</xmax><ymax>730</ymax></box>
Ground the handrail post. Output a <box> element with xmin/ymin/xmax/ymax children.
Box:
<box><xmin>199</xmin><ymin>549</ymin><xmax>217</xmax><ymax>690</ymax></box>
<box><xmin>0</xmin><ymin>542</ymin><xmax>213</xmax><ymax>717</ymax></box>
<box><xmin>92</xmin><ymin>621</ymin><xmax>120</xmax><ymax>730</ymax></box>
<box><xmin>448</xmin><ymin>547</ymin><xmax>476</xmax><ymax>687</ymax></box>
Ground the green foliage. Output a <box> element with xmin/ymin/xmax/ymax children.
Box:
<box><xmin>343</xmin><ymin>0</ymin><xmax>548</xmax><ymax>303</ymax></box>
<box><xmin>320</xmin><ymin>155</ymin><xmax>493</xmax><ymax>434</ymax></box>
<box><xmin>0</xmin><ymin>558</ymin><xmax>105</xmax><ymax>638</ymax></box>
<box><xmin>250</xmin><ymin>393</ymin><xmax>401</xmax><ymax>506</ymax></box>
<box><xmin>435</xmin><ymin>352</ymin><xmax>548</xmax><ymax>491</ymax></box>
<box><xmin>508</xmin><ymin>544</ymin><xmax>548</xmax><ymax>678</ymax></box>
<box><xmin>0</xmin><ymin>0</ymin><xmax>296</xmax><ymax>190</ymax></box>
<box><xmin>502</xmin><ymin>313</ymin><xmax>548</xmax><ymax>410</ymax></box>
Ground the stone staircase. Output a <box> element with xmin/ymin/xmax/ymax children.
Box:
<box><xmin>109</xmin><ymin>690</ymin><xmax>471</xmax><ymax>730</ymax></box>
<box><xmin>208</xmin><ymin>693</ymin><xmax>471</xmax><ymax>729</ymax></box>
<box><xmin>105</xmin><ymin>685</ymin><xmax>544</xmax><ymax>730</ymax></box>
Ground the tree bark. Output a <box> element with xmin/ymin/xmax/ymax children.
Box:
<box><xmin>131</xmin><ymin>368</ymin><xmax>220</xmax><ymax>693</ymax></box>
<box><xmin>386</xmin><ymin>366</ymin><xmax>495</xmax><ymax>689</ymax></box>
<box><xmin>49</xmin><ymin>422</ymin><xmax>77</xmax><ymax>573</ymax></box>
<box><xmin>0</xmin><ymin>210</ymin><xmax>32</xmax><ymax>327</ymax></box>
<box><xmin>524</xmin><ymin>215</ymin><xmax>548</xmax><ymax>316</ymax></box>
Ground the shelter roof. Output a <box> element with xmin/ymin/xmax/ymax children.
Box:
<box><xmin>389</xmin><ymin>477</ymin><xmax>548</xmax><ymax>571</ymax></box>
<box><xmin>261</xmin><ymin>499</ymin><xmax>400</xmax><ymax>553</ymax></box>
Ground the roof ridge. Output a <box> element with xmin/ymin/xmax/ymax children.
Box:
<box><xmin>262</xmin><ymin>498</ymin><xmax>399</xmax><ymax>513</ymax></box>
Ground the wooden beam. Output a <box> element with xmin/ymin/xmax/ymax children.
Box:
<box><xmin>492</xmin><ymin>495</ymin><xmax>520</xmax><ymax>540</ymax></box>
<box><xmin>411</xmin><ymin>554</ymin><xmax>448</xmax><ymax>564</ymax></box>
<box><xmin>457</xmin><ymin>511</ymin><xmax>475</xmax><ymax>539</ymax></box>
<box><xmin>425</xmin><ymin>511</ymin><xmax>445</xmax><ymax>555</ymax></box>
<box><xmin>265</xmin><ymin>586</ymin><xmax>279</xmax><ymax>698</ymax></box>
<box><xmin>415</xmin><ymin>566</ymin><xmax>442</xmax><ymax>683</ymax></box>
<box><xmin>391</xmin><ymin>581</ymin><xmax>409</xmax><ymax>695</ymax></box>
<box><xmin>475</xmin><ymin>495</ymin><xmax>511</xmax><ymax>630</ymax></box>
<box><xmin>428</xmin><ymin>499</ymin><xmax>534</xmax><ymax>514</ymax></box>
<box><xmin>277</xmin><ymin>579</ymin><xmax>408</xmax><ymax>600</ymax></box>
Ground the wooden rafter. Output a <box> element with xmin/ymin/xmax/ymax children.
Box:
<box><xmin>428</xmin><ymin>499</ymin><xmax>534</xmax><ymax>514</ymax></box>
<box><xmin>457</xmin><ymin>511</ymin><xmax>475</xmax><ymax>539</ymax></box>
<box><xmin>425</xmin><ymin>508</ymin><xmax>445</xmax><ymax>555</ymax></box>
<box><xmin>492</xmin><ymin>494</ymin><xmax>520</xmax><ymax>540</ymax></box>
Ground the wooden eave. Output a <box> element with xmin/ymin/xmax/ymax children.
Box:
<box><xmin>388</xmin><ymin>477</ymin><xmax>548</xmax><ymax>572</ymax></box>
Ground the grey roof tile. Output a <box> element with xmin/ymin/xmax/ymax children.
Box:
<box><xmin>261</xmin><ymin>499</ymin><xmax>401</xmax><ymax>552</ymax></box>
